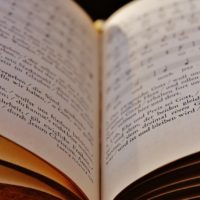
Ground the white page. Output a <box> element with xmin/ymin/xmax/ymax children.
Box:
<box><xmin>102</xmin><ymin>0</ymin><xmax>200</xmax><ymax>199</ymax></box>
<box><xmin>0</xmin><ymin>0</ymin><xmax>99</xmax><ymax>199</ymax></box>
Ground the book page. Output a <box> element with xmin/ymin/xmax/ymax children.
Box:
<box><xmin>0</xmin><ymin>0</ymin><xmax>99</xmax><ymax>199</ymax></box>
<box><xmin>102</xmin><ymin>0</ymin><xmax>200</xmax><ymax>199</ymax></box>
<box><xmin>0</xmin><ymin>136</ymin><xmax>84</xmax><ymax>199</ymax></box>
<box><xmin>0</xmin><ymin>165</ymin><xmax>66</xmax><ymax>200</ymax></box>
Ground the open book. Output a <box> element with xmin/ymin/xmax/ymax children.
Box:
<box><xmin>1</xmin><ymin>0</ymin><xmax>200</xmax><ymax>199</ymax></box>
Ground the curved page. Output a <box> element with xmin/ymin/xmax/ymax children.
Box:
<box><xmin>0</xmin><ymin>0</ymin><xmax>99</xmax><ymax>199</ymax></box>
<box><xmin>102</xmin><ymin>0</ymin><xmax>200</xmax><ymax>199</ymax></box>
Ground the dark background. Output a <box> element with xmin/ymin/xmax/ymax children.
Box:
<box><xmin>74</xmin><ymin>0</ymin><xmax>132</xmax><ymax>20</ymax></box>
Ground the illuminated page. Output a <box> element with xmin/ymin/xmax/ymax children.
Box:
<box><xmin>0</xmin><ymin>0</ymin><xmax>99</xmax><ymax>199</ymax></box>
<box><xmin>102</xmin><ymin>0</ymin><xmax>200</xmax><ymax>199</ymax></box>
<box><xmin>0</xmin><ymin>165</ymin><xmax>65</xmax><ymax>200</ymax></box>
